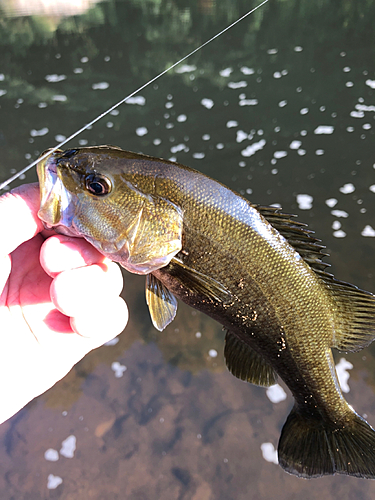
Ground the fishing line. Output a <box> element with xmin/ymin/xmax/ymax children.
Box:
<box><xmin>0</xmin><ymin>0</ymin><xmax>269</xmax><ymax>191</ymax></box>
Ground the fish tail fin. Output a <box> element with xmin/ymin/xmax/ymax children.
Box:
<box><xmin>278</xmin><ymin>405</ymin><xmax>375</xmax><ymax>478</ymax></box>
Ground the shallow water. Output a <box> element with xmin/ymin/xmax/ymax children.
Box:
<box><xmin>1</xmin><ymin>0</ymin><xmax>375</xmax><ymax>498</ymax></box>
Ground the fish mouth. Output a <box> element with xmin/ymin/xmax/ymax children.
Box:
<box><xmin>37</xmin><ymin>152</ymin><xmax>77</xmax><ymax>235</ymax></box>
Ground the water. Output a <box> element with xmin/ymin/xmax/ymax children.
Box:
<box><xmin>1</xmin><ymin>1</ymin><xmax>375</xmax><ymax>498</ymax></box>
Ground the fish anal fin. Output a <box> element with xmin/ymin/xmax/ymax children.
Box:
<box><xmin>146</xmin><ymin>274</ymin><xmax>177</xmax><ymax>331</ymax></box>
<box><xmin>278</xmin><ymin>405</ymin><xmax>375</xmax><ymax>478</ymax></box>
<box><xmin>224</xmin><ymin>331</ymin><xmax>277</xmax><ymax>387</ymax></box>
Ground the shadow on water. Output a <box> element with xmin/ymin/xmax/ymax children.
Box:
<box><xmin>1</xmin><ymin>0</ymin><xmax>375</xmax><ymax>498</ymax></box>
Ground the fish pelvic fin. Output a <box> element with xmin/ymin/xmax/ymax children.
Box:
<box><xmin>146</xmin><ymin>274</ymin><xmax>178</xmax><ymax>331</ymax></box>
<box><xmin>224</xmin><ymin>331</ymin><xmax>277</xmax><ymax>387</ymax></box>
<box><xmin>278</xmin><ymin>405</ymin><xmax>375</xmax><ymax>479</ymax></box>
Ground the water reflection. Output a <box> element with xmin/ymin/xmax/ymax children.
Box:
<box><xmin>1</xmin><ymin>0</ymin><xmax>106</xmax><ymax>17</ymax></box>
<box><xmin>0</xmin><ymin>0</ymin><xmax>375</xmax><ymax>498</ymax></box>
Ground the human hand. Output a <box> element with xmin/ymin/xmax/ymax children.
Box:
<box><xmin>0</xmin><ymin>183</ymin><xmax>128</xmax><ymax>424</ymax></box>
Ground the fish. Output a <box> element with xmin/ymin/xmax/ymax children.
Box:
<box><xmin>37</xmin><ymin>145</ymin><xmax>375</xmax><ymax>479</ymax></box>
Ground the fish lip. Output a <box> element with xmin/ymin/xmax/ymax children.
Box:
<box><xmin>37</xmin><ymin>152</ymin><xmax>76</xmax><ymax>231</ymax></box>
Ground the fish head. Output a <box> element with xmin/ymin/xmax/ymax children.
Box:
<box><xmin>37</xmin><ymin>146</ymin><xmax>183</xmax><ymax>274</ymax></box>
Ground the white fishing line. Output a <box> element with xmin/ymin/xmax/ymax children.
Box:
<box><xmin>0</xmin><ymin>0</ymin><xmax>269</xmax><ymax>191</ymax></box>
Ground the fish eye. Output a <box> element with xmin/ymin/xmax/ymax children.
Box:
<box><xmin>85</xmin><ymin>174</ymin><xmax>112</xmax><ymax>196</ymax></box>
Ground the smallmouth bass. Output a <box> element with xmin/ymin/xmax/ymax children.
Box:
<box><xmin>37</xmin><ymin>145</ymin><xmax>375</xmax><ymax>479</ymax></box>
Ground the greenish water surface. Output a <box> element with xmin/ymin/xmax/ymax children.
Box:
<box><xmin>0</xmin><ymin>1</ymin><xmax>375</xmax><ymax>498</ymax></box>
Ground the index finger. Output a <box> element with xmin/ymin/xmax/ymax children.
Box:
<box><xmin>0</xmin><ymin>183</ymin><xmax>44</xmax><ymax>257</ymax></box>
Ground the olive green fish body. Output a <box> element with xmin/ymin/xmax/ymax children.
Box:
<box><xmin>37</xmin><ymin>146</ymin><xmax>375</xmax><ymax>479</ymax></box>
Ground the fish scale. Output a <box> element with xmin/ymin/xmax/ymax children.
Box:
<box><xmin>37</xmin><ymin>145</ymin><xmax>375</xmax><ymax>479</ymax></box>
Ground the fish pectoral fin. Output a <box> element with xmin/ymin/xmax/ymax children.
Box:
<box><xmin>169</xmin><ymin>257</ymin><xmax>232</xmax><ymax>303</ymax></box>
<box><xmin>224</xmin><ymin>331</ymin><xmax>277</xmax><ymax>387</ymax></box>
<box><xmin>278</xmin><ymin>404</ymin><xmax>375</xmax><ymax>478</ymax></box>
<box><xmin>146</xmin><ymin>274</ymin><xmax>178</xmax><ymax>331</ymax></box>
<box><xmin>321</xmin><ymin>277</ymin><xmax>375</xmax><ymax>352</ymax></box>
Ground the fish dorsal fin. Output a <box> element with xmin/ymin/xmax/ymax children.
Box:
<box><xmin>254</xmin><ymin>205</ymin><xmax>375</xmax><ymax>353</ymax></box>
<box><xmin>254</xmin><ymin>204</ymin><xmax>330</xmax><ymax>272</ymax></box>
<box><xmin>319</xmin><ymin>276</ymin><xmax>375</xmax><ymax>352</ymax></box>
<box><xmin>224</xmin><ymin>330</ymin><xmax>277</xmax><ymax>387</ymax></box>
<box><xmin>146</xmin><ymin>274</ymin><xmax>178</xmax><ymax>331</ymax></box>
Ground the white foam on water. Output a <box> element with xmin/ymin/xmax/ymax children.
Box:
<box><xmin>261</xmin><ymin>443</ymin><xmax>278</xmax><ymax>464</ymax></box>
<box><xmin>60</xmin><ymin>435</ymin><xmax>76</xmax><ymax>459</ymax></box>
<box><xmin>239</xmin><ymin>98</ymin><xmax>258</xmax><ymax>106</ymax></box>
<box><xmin>201</xmin><ymin>98</ymin><xmax>214</xmax><ymax>109</ymax></box>
<box><xmin>314</xmin><ymin>125</ymin><xmax>334</xmax><ymax>134</ymax></box>
<box><xmin>44</xmin><ymin>449</ymin><xmax>59</xmax><ymax>462</ymax></box>
<box><xmin>236</xmin><ymin>130</ymin><xmax>250</xmax><ymax>143</ymax></box>
<box><xmin>175</xmin><ymin>64</ymin><xmax>197</xmax><ymax>73</ymax></box>
<box><xmin>241</xmin><ymin>139</ymin><xmax>266</xmax><ymax>157</ymax></box>
<box><xmin>111</xmin><ymin>361</ymin><xmax>127</xmax><ymax>378</ymax></box>
<box><xmin>30</xmin><ymin>127</ymin><xmax>49</xmax><ymax>137</ymax></box>
<box><xmin>193</xmin><ymin>152</ymin><xmax>205</xmax><ymax>159</ymax></box>
<box><xmin>266</xmin><ymin>384</ymin><xmax>287</xmax><ymax>403</ymax></box>
<box><xmin>47</xmin><ymin>474</ymin><xmax>63</xmax><ymax>490</ymax></box>
<box><xmin>335</xmin><ymin>358</ymin><xmax>353</xmax><ymax>393</ymax></box>
<box><xmin>177</xmin><ymin>114</ymin><xmax>187</xmax><ymax>122</ymax></box>
<box><xmin>136</xmin><ymin>127</ymin><xmax>148</xmax><ymax>136</ymax></box>
<box><xmin>171</xmin><ymin>144</ymin><xmax>188</xmax><ymax>153</ymax></box>
<box><xmin>274</xmin><ymin>151</ymin><xmax>287</xmax><ymax>159</ymax></box>
<box><xmin>350</xmin><ymin>110</ymin><xmax>365</xmax><ymax>118</ymax></box>
<box><xmin>226</xmin><ymin>120</ymin><xmax>238</xmax><ymax>128</ymax></box>
<box><xmin>326</xmin><ymin>198</ymin><xmax>338</xmax><ymax>208</ymax></box>
<box><xmin>333</xmin><ymin>230</ymin><xmax>346</xmax><ymax>238</ymax></box>
<box><xmin>126</xmin><ymin>96</ymin><xmax>146</xmax><ymax>105</ymax></box>
<box><xmin>53</xmin><ymin>95</ymin><xmax>67</xmax><ymax>102</ymax></box>
<box><xmin>45</xmin><ymin>74</ymin><xmax>66</xmax><ymax>83</ymax></box>
<box><xmin>228</xmin><ymin>81</ymin><xmax>247</xmax><ymax>89</ymax></box>
<box><xmin>362</xmin><ymin>225</ymin><xmax>375</xmax><ymax>237</ymax></box>
<box><xmin>290</xmin><ymin>140</ymin><xmax>302</xmax><ymax>150</ymax></box>
<box><xmin>339</xmin><ymin>183</ymin><xmax>355</xmax><ymax>194</ymax></box>
<box><xmin>356</xmin><ymin>104</ymin><xmax>375</xmax><ymax>112</ymax></box>
<box><xmin>331</xmin><ymin>209</ymin><xmax>349</xmax><ymax>218</ymax></box>
<box><xmin>296</xmin><ymin>194</ymin><xmax>313</xmax><ymax>210</ymax></box>
<box><xmin>208</xmin><ymin>349</ymin><xmax>218</xmax><ymax>358</ymax></box>
<box><xmin>220</xmin><ymin>67</ymin><xmax>232</xmax><ymax>77</ymax></box>
<box><xmin>365</xmin><ymin>79</ymin><xmax>375</xmax><ymax>89</ymax></box>
<box><xmin>55</xmin><ymin>135</ymin><xmax>66</xmax><ymax>142</ymax></box>
<box><xmin>92</xmin><ymin>82</ymin><xmax>109</xmax><ymax>90</ymax></box>
<box><xmin>240</xmin><ymin>66</ymin><xmax>255</xmax><ymax>75</ymax></box>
